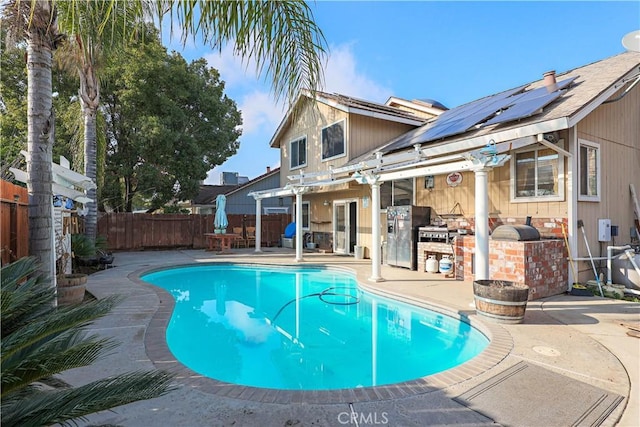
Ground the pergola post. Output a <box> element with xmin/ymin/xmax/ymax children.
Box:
<box><xmin>253</xmin><ymin>196</ymin><xmax>262</xmax><ymax>252</ymax></box>
<box><xmin>369</xmin><ymin>179</ymin><xmax>384</xmax><ymax>282</ymax></box>
<box><xmin>294</xmin><ymin>190</ymin><xmax>304</xmax><ymax>262</ymax></box>
<box><xmin>474</xmin><ymin>167</ymin><xmax>490</xmax><ymax>281</ymax></box>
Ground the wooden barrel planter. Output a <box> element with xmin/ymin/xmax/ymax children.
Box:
<box><xmin>56</xmin><ymin>274</ymin><xmax>88</xmax><ymax>305</ymax></box>
<box><xmin>473</xmin><ymin>280</ymin><xmax>530</xmax><ymax>324</ymax></box>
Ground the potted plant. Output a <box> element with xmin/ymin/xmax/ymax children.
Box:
<box><xmin>55</xmin><ymin>233</ymin><xmax>96</xmax><ymax>305</ymax></box>
<box><xmin>473</xmin><ymin>279</ymin><xmax>530</xmax><ymax>324</ymax></box>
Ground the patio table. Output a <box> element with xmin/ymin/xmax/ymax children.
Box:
<box><xmin>204</xmin><ymin>233</ymin><xmax>240</xmax><ymax>253</ymax></box>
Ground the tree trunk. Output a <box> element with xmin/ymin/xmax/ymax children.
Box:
<box><xmin>26</xmin><ymin>1</ymin><xmax>58</xmax><ymax>284</ymax></box>
<box><xmin>80</xmin><ymin>63</ymin><xmax>99</xmax><ymax>243</ymax></box>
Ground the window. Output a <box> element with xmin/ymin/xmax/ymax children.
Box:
<box><xmin>579</xmin><ymin>139</ymin><xmax>600</xmax><ymax>201</ymax></box>
<box><xmin>290</xmin><ymin>136</ymin><xmax>306</xmax><ymax>169</ymax></box>
<box><xmin>322</xmin><ymin>120</ymin><xmax>345</xmax><ymax>160</ymax></box>
<box><xmin>380</xmin><ymin>178</ymin><xmax>414</xmax><ymax>208</ymax></box>
<box><xmin>511</xmin><ymin>146</ymin><xmax>564</xmax><ymax>201</ymax></box>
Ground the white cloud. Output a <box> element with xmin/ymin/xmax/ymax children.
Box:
<box><xmin>238</xmin><ymin>91</ymin><xmax>285</xmax><ymax>136</ymax></box>
<box><xmin>322</xmin><ymin>43</ymin><xmax>392</xmax><ymax>102</ymax></box>
<box><xmin>204</xmin><ymin>44</ymin><xmax>259</xmax><ymax>89</ymax></box>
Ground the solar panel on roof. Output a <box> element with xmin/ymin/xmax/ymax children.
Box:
<box><xmin>418</xmin><ymin>87</ymin><xmax>525</xmax><ymax>141</ymax></box>
<box><xmin>379</xmin><ymin>78</ymin><xmax>575</xmax><ymax>154</ymax></box>
<box><xmin>483</xmin><ymin>91</ymin><xmax>562</xmax><ymax>126</ymax></box>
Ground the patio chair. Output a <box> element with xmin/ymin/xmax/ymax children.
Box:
<box><xmin>246</xmin><ymin>226</ymin><xmax>256</xmax><ymax>248</ymax></box>
<box><xmin>232</xmin><ymin>227</ymin><xmax>247</xmax><ymax>248</ymax></box>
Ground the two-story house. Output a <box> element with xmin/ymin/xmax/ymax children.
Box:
<box><xmin>249</xmin><ymin>92</ymin><xmax>445</xmax><ymax>258</ymax></box>
<box><xmin>251</xmin><ymin>51</ymin><xmax>640</xmax><ymax>298</ymax></box>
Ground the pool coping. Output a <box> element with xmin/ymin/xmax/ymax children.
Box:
<box><xmin>133</xmin><ymin>261</ymin><xmax>512</xmax><ymax>404</ymax></box>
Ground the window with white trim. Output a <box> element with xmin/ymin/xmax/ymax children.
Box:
<box><xmin>578</xmin><ymin>139</ymin><xmax>600</xmax><ymax>201</ymax></box>
<box><xmin>290</xmin><ymin>136</ymin><xmax>306</xmax><ymax>169</ymax></box>
<box><xmin>511</xmin><ymin>145</ymin><xmax>564</xmax><ymax>201</ymax></box>
<box><xmin>321</xmin><ymin>120</ymin><xmax>345</xmax><ymax>160</ymax></box>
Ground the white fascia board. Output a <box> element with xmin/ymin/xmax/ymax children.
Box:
<box><xmin>568</xmin><ymin>68</ymin><xmax>640</xmax><ymax>127</ymax></box>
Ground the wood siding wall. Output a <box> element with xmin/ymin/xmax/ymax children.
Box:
<box><xmin>575</xmin><ymin>83</ymin><xmax>640</xmax><ymax>253</ymax></box>
<box><xmin>278</xmin><ymin>101</ymin><xmax>417</xmax><ymax>187</ymax></box>
<box><xmin>1</xmin><ymin>180</ymin><xmax>29</xmax><ymax>265</ymax></box>
<box><xmin>97</xmin><ymin>213</ymin><xmax>290</xmax><ymax>251</ymax></box>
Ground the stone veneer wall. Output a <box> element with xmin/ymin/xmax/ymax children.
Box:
<box><xmin>454</xmin><ymin>236</ymin><xmax>567</xmax><ymax>300</ymax></box>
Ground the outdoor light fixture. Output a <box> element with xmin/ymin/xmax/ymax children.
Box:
<box><xmin>323</xmin><ymin>200</ymin><xmax>330</xmax><ymax>206</ymax></box>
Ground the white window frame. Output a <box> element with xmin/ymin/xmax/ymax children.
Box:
<box><xmin>510</xmin><ymin>144</ymin><xmax>565</xmax><ymax>203</ymax></box>
<box><xmin>321</xmin><ymin>119</ymin><xmax>347</xmax><ymax>161</ymax></box>
<box><xmin>578</xmin><ymin>139</ymin><xmax>601</xmax><ymax>202</ymax></box>
<box><xmin>289</xmin><ymin>136</ymin><xmax>307</xmax><ymax>170</ymax></box>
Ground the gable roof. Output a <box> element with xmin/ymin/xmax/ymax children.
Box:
<box><xmin>225</xmin><ymin>167</ymin><xmax>280</xmax><ymax>197</ymax></box>
<box><xmin>369</xmin><ymin>51</ymin><xmax>640</xmax><ymax>158</ymax></box>
<box><xmin>269</xmin><ymin>90</ymin><xmax>428</xmax><ymax>148</ymax></box>
<box><xmin>192</xmin><ymin>167</ymin><xmax>281</xmax><ymax>205</ymax></box>
<box><xmin>192</xmin><ymin>184</ymin><xmax>238</xmax><ymax>206</ymax></box>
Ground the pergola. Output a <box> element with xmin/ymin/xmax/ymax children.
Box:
<box><xmin>248</xmin><ymin>130</ymin><xmax>570</xmax><ymax>283</ymax></box>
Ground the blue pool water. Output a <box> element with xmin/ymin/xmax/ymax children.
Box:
<box><xmin>142</xmin><ymin>264</ymin><xmax>488</xmax><ymax>390</ymax></box>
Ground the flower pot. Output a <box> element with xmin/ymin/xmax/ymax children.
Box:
<box><xmin>473</xmin><ymin>280</ymin><xmax>529</xmax><ymax>324</ymax></box>
<box><xmin>214</xmin><ymin>228</ymin><xmax>226</xmax><ymax>234</ymax></box>
<box><xmin>56</xmin><ymin>274</ymin><xmax>87</xmax><ymax>305</ymax></box>
<box><xmin>306</xmin><ymin>242</ymin><xmax>317</xmax><ymax>249</ymax></box>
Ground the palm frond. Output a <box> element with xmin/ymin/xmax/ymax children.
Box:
<box><xmin>160</xmin><ymin>0</ymin><xmax>327</xmax><ymax>103</ymax></box>
<box><xmin>0</xmin><ymin>257</ymin><xmax>175</xmax><ymax>426</ymax></box>
<box><xmin>1</xmin><ymin>371</ymin><xmax>176</xmax><ymax>427</ymax></box>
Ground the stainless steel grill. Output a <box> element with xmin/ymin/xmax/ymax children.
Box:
<box><xmin>418</xmin><ymin>226</ymin><xmax>453</xmax><ymax>243</ymax></box>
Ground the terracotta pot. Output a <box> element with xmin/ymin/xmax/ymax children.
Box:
<box><xmin>473</xmin><ymin>280</ymin><xmax>529</xmax><ymax>324</ymax></box>
<box><xmin>56</xmin><ymin>274</ymin><xmax>87</xmax><ymax>305</ymax></box>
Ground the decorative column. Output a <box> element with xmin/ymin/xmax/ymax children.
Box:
<box><xmin>253</xmin><ymin>196</ymin><xmax>262</xmax><ymax>252</ymax></box>
<box><xmin>369</xmin><ymin>179</ymin><xmax>384</xmax><ymax>282</ymax></box>
<box><xmin>474</xmin><ymin>168</ymin><xmax>490</xmax><ymax>281</ymax></box>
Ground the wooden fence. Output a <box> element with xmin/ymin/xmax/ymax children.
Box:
<box><xmin>1</xmin><ymin>180</ymin><xmax>29</xmax><ymax>265</ymax></box>
<box><xmin>97</xmin><ymin>213</ymin><xmax>291</xmax><ymax>251</ymax></box>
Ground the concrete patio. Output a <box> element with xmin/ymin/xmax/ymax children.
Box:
<box><xmin>62</xmin><ymin>248</ymin><xmax>639</xmax><ymax>426</ymax></box>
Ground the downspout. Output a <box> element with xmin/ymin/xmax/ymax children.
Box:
<box><xmin>567</xmin><ymin>126</ymin><xmax>579</xmax><ymax>290</ymax></box>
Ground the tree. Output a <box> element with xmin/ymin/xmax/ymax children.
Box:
<box><xmin>2</xmin><ymin>0</ymin><xmax>326</xmax><ymax>283</ymax></box>
<box><xmin>1</xmin><ymin>256</ymin><xmax>175</xmax><ymax>425</ymax></box>
<box><xmin>102</xmin><ymin>31</ymin><xmax>242</xmax><ymax>211</ymax></box>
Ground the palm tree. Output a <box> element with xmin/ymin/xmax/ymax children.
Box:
<box><xmin>1</xmin><ymin>256</ymin><xmax>175</xmax><ymax>425</ymax></box>
<box><xmin>2</xmin><ymin>0</ymin><xmax>326</xmax><ymax>282</ymax></box>
<box><xmin>56</xmin><ymin>2</ymin><xmax>142</xmax><ymax>244</ymax></box>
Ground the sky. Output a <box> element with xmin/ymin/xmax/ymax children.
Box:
<box><xmin>164</xmin><ymin>1</ymin><xmax>640</xmax><ymax>185</ymax></box>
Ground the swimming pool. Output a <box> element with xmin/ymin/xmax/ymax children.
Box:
<box><xmin>142</xmin><ymin>264</ymin><xmax>489</xmax><ymax>391</ymax></box>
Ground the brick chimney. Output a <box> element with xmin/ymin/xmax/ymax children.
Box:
<box><xmin>266</xmin><ymin>166</ymin><xmax>271</xmax><ymax>173</ymax></box>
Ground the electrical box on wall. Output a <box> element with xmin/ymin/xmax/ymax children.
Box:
<box><xmin>598</xmin><ymin>219</ymin><xmax>611</xmax><ymax>242</ymax></box>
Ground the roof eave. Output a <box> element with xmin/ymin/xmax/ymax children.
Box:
<box><xmin>568</xmin><ymin>64</ymin><xmax>640</xmax><ymax>128</ymax></box>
